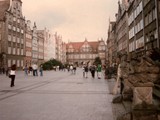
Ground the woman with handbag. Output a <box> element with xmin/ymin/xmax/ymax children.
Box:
<box><xmin>10</xmin><ymin>64</ymin><xmax>16</xmax><ymax>87</ymax></box>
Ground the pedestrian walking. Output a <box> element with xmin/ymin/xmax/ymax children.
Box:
<box><xmin>28</xmin><ymin>66</ymin><xmax>32</xmax><ymax>75</ymax></box>
<box><xmin>32</xmin><ymin>64</ymin><xmax>38</xmax><ymax>76</ymax></box>
<box><xmin>97</xmin><ymin>64</ymin><xmax>102</xmax><ymax>79</ymax></box>
<box><xmin>24</xmin><ymin>65</ymin><xmax>28</xmax><ymax>76</ymax></box>
<box><xmin>73</xmin><ymin>65</ymin><xmax>76</xmax><ymax>74</ymax></box>
<box><xmin>39</xmin><ymin>65</ymin><xmax>43</xmax><ymax>76</ymax></box>
<box><xmin>9</xmin><ymin>64</ymin><xmax>16</xmax><ymax>87</ymax></box>
<box><xmin>84</xmin><ymin>65</ymin><xmax>89</xmax><ymax>78</ymax></box>
<box><xmin>70</xmin><ymin>65</ymin><xmax>73</xmax><ymax>74</ymax></box>
<box><xmin>82</xmin><ymin>65</ymin><xmax>85</xmax><ymax>77</ymax></box>
<box><xmin>90</xmin><ymin>64</ymin><xmax>96</xmax><ymax>78</ymax></box>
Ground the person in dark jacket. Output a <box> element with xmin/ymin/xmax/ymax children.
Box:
<box><xmin>90</xmin><ymin>64</ymin><xmax>96</xmax><ymax>78</ymax></box>
<box><xmin>84</xmin><ymin>65</ymin><xmax>89</xmax><ymax>78</ymax></box>
<box><xmin>9</xmin><ymin>64</ymin><xmax>16</xmax><ymax>87</ymax></box>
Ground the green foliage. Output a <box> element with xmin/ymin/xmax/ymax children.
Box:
<box><xmin>94</xmin><ymin>57</ymin><xmax>102</xmax><ymax>66</ymax></box>
<box><xmin>42</xmin><ymin>59</ymin><xmax>62</xmax><ymax>70</ymax></box>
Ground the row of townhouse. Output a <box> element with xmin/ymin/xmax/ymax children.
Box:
<box><xmin>0</xmin><ymin>0</ymin><xmax>66</xmax><ymax>69</ymax></box>
<box><xmin>106</xmin><ymin>0</ymin><xmax>160</xmax><ymax>65</ymax></box>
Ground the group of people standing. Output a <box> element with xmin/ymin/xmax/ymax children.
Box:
<box><xmin>23</xmin><ymin>64</ymin><xmax>43</xmax><ymax>76</ymax></box>
<box><xmin>83</xmin><ymin>64</ymin><xmax>102</xmax><ymax>79</ymax></box>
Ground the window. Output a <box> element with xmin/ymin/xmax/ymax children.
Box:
<box><xmin>140</xmin><ymin>19</ymin><xmax>143</xmax><ymax>29</ymax></box>
<box><xmin>17</xmin><ymin>28</ymin><xmax>20</xmax><ymax>32</ymax></box>
<box><xmin>17</xmin><ymin>48</ymin><xmax>20</xmax><ymax>55</ymax></box>
<box><xmin>26</xmin><ymin>51</ymin><xmax>31</xmax><ymax>56</ymax></box>
<box><xmin>13</xmin><ymin>36</ymin><xmax>16</xmax><ymax>42</ymax></box>
<box><xmin>17</xmin><ymin>38</ymin><xmax>20</xmax><ymax>43</ymax></box>
<box><xmin>134</xmin><ymin>9</ymin><xmax>137</xmax><ymax>18</ymax></box>
<box><xmin>149</xmin><ymin>12</ymin><xmax>152</xmax><ymax>23</ymax></box>
<box><xmin>129</xmin><ymin>41</ymin><xmax>135</xmax><ymax>52</ymax></box>
<box><xmin>136</xmin><ymin>5</ymin><xmax>139</xmax><ymax>16</ymax></box>
<box><xmin>17</xmin><ymin>19</ymin><xmax>20</xmax><ymax>23</ymax></box>
<box><xmin>21</xmin><ymin>39</ymin><xmax>24</xmax><ymax>44</ymax></box>
<box><xmin>8</xmin><ymin>47</ymin><xmax>11</xmax><ymax>54</ymax></box>
<box><xmin>13</xmin><ymin>17</ymin><xmax>16</xmax><ymax>21</ymax></box>
<box><xmin>21</xmin><ymin>29</ymin><xmax>24</xmax><ymax>34</ymax></box>
<box><xmin>145</xmin><ymin>15</ymin><xmax>148</xmax><ymax>26</ymax></box>
<box><xmin>17</xmin><ymin>60</ymin><xmax>20</xmax><ymax>67</ymax></box>
<box><xmin>154</xmin><ymin>29</ymin><xmax>158</xmax><ymax>39</ymax></box>
<box><xmin>13</xmin><ymin>60</ymin><xmax>16</xmax><ymax>64</ymax></box>
<box><xmin>21</xmin><ymin>60</ymin><xmax>24</xmax><ymax>67</ymax></box>
<box><xmin>8</xmin><ymin>35</ymin><xmax>11</xmax><ymax>41</ymax></box>
<box><xmin>146</xmin><ymin>34</ymin><xmax>149</xmax><ymax>42</ymax></box>
<box><xmin>21</xmin><ymin>49</ymin><xmax>23</xmax><ymax>55</ymax></box>
<box><xmin>135</xmin><ymin>24</ymin><xmax>138</xmax><ymax>34</ymax></box>
<box><xmin>8</xmin><ymin>59</ymin><xmax>11</xmax><ymax>67</ymax></box>
<box><xmin>139</xmin><ymin>2</ymin><xmax>142</xmax><ymax>12</ymax></box>
<box><xmin>152</xmin><ymin>8</ymin><xmax>156</xmax><ymax>20</ymax></box>
<box><xmin>26</xmin><ymin>42</ymin><xmax>32</xmax><ymax>47</ymax></box>
<box><xmin>13</xmin><ymin>48</ymin><xmax>16</xmax><ymax>55</ymax></box>
<box><xmin>136</xmin><ymin>36</ymin><xmax>144</xmax><ymax>49</ymax></box>
<box><xmin>8</xmin><ymin>24</ymin><xmax>11</xmax><ymax>29</ymax></box>
<box><xmin>13</xmin><ymin>26</ymin><xmax>16</xmax><ymax>31</ymax></box>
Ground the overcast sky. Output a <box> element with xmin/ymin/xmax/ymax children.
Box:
<box><xmin>22</xmin><ymin>0</ymin><xmax>118</xmax><ymax>42</ymax></box>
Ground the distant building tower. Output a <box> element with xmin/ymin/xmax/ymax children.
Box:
<box><xmin>32</xmin><ymin>22</ymin><xmax>38</xmax><ymax>64</ymax></box>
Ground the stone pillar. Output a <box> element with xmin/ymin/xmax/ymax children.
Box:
<box><xmin>132</xmin><ymin>82</ymin><xmax>158</xmax><ymax>120</ymax></box>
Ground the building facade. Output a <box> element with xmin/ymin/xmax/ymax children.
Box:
<box><xmin>107</xmin><ymin>0</ymin><xmax>160</xmax><ymax>64</ymax></box>
<box><xmin>55</xmin><ymin>33</ymin><xmax>63</xmax><ymax>61</ymax></box>
<box><xmin>107</xmin><ymin>21</ymin><xmax>116</xmax><ymax>65</ymax></box>
<box><xmin>0</xmin><ymin>0</ymin><xmax>25</xmax><ymax>68</ymax></box>
<box><xmin>143</xmin><ymin>0</ymin><xmax>159</xmax><ymax>52</ymax></box>
<box><xmin>116</xmin><ymin>0</ymin><xmax>129</xmax><ymax>55</ymax></box>
<box><xmin>24</xmin><ymin>20</ymin><xmax>32</xmax><ymax>66</ymax></box>
<box><xmin>61</xmin><ymin>42</ymin><xmax>67</xmax><ymax>64</ymax></box>
<box><xmin>66</xmin><ymin>39</ymin><xmax>106</xmax><ymax>66</ymax></box>
<box><xmin>37</xmin><ymin>30</ymin><xmax>44</xmax><ymax>66</ymax></box>
<box><xmin>128</xmin><ymin>0</ymin><xmax>144</xmax><ymax>57</ymax></box>
<box><xmin>128</xmin><ymin>0</ymin><xmax>159</xmax><ymax>57</ymax></box>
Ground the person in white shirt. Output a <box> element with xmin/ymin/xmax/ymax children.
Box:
<box><xmin>10</xmin><ymin>64</ymin><xmax>16</xmax><ymax>87</ymax></box>
<box><xmin>32</xmin><ymin>64</ymin><xmax>38</xmax><ymax>76</ymax></box>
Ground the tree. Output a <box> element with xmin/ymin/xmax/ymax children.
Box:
<box><xmin>94</xmin><ymin>57</ymin><xmax>101</xmax><ymax>66</ymax></box>
<box><xmin>42</xmin><ymin>59</ymin><xmax>62</xmax><ymax>70</ymax></box>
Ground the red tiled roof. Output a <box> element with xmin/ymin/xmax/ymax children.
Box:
<box><xmin>89</xmin><ymin>41</ymin><xmax>99</xmax><ymax>50</ymax></box>
<box><xmin>70</xmin><ymin>42</ymin><xmax>83</xmax><ymax>50</ymax></box>
<box><xmin>67</xmin><ymin>41</ymin><xmax>99</xmax><ymax>51</ymax></box>
<box><xmin>0</xmin><ymin>0</ymin><xmax>10</xmax><ymax>20</ymax></box>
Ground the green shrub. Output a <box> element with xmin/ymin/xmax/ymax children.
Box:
<box><xmin>42</xmin><ymin>59</ymin><xmax>62</xmax><ymax>70</ymax></box>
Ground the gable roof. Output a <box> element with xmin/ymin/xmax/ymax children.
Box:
<box><xmin>68</xmin><ymin>42</ymin><xmax>83</xmax><ymax>50</ymax></box>
<box><xmin>89</xmin><ymin>41</ymin><xmax>99</xmax><ymax>50</ymax></box>
<box><xmin>0</xmin><ymin>0</ymin><xmax>10</xmax><ymax>21</ymax></box>
<box><xmin>67</xmin><ymin>41</ymin><xmax>99</xmax><ymax>51</ymax></box>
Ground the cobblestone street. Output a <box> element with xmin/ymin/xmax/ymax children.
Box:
<box><xmin>0</xmin><ymin>68</ymin><xmax>114</xmax><ymax>120</ymax></box>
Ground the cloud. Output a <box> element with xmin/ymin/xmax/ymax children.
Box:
<box><xmin>22</xmin><ymin>0</ymin><xmax>118</xmax><ymax>42</ymax></box>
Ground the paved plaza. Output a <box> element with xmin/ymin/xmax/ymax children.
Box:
<box><xmin>0</xmin><ymin>68</ymin><xmax>114</xmax><ymax>120</ymax></box>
